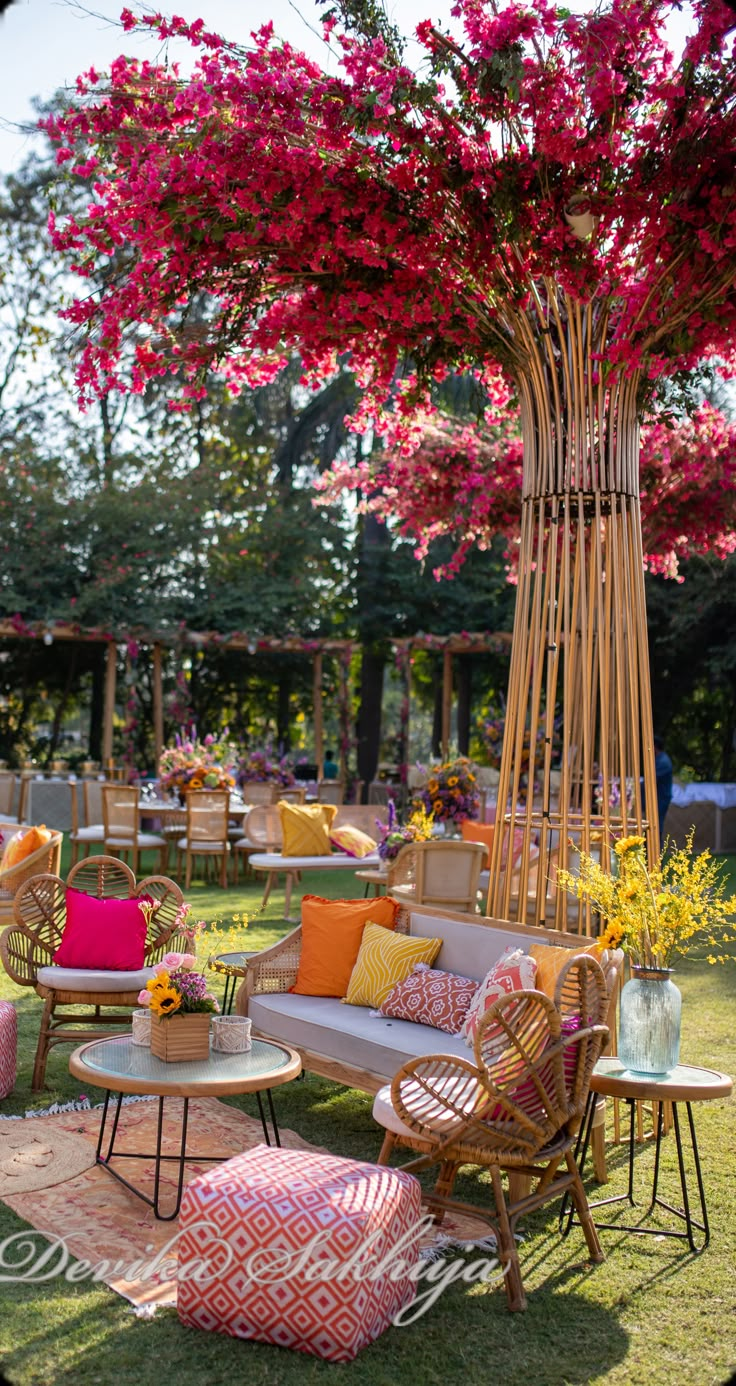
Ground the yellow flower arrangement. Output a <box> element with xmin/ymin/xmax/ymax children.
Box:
<box><xmin>557</xmin><ymin>832</ymin><xmax>736</xmax><ymax>969</ymax></box>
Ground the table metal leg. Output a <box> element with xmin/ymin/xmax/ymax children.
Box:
<box><xmin>254</xmin><ymin>1089</ymin><xmax>282</xmax><ymax>1147</ymax></box>
<box><xmin>564</xmin><ymin>1095</ymin><xmax>710</xmax><ymax>1253</ymax></box>
<box><xmin>222</xmin><ymin>974</ymin><xmax>236</xmax><ymax>1015</ymax></box>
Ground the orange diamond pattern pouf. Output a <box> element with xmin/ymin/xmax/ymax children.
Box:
<box><xmin>177</xmin><ymin>1144</ymin><xmax>423</xmax><ymax>1361</ymax></box>
<box><xmin>0</xmin><ymin>1001</ymin><xmax>16</xmax><ymax>1098</ymax></box>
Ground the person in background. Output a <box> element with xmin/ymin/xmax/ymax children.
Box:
<box><xmin>322</xmin><ymin>749</ymin><xmax>339</xmax><ymax>780</ymax></box>
<box><xmin>654</xmin><ymin>734</ymin><xmax>673</xmax><ymax>834</ymax></box>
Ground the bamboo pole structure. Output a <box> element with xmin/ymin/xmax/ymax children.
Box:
<box><xmin>441</xmin><ymin>649</ymin><xmax>453</xmax><ymax>758</ymax></box>
<box><xmin>102</xmin><ymin>641</ymin><xmax>117</xmax><ymax>769</ymax></box>
<box><xmin>313</xmin><ymin>651</ymin><xmax>324</xmax><ymax>781</ymax></box>
<box><xmin>487</xmin><ymin>293</ymin><xmax>659</xmax><ymax>933</ymax></box>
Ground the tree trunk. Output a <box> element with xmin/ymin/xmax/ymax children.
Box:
<box><xmin>88</xmin><ymin>648</ymin><xmax>105</xmax><ymax>760</ymax></box>
<box><xmin>457</xmin><ymin>656</ymin><xmax>472</xmax><ymax>755</ymax></box>
<box><xmin>488</xmin><ymin>296</ymin><xmax>658</xmax><ymax>932</ymax></box>
<box><xmin>356</xmin><ymin>647</ymin><xmax>384</xmax><ymax>791</ymax></box>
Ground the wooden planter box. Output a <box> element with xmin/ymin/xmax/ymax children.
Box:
<box><xmin>150</xmin><ymin>1012</ymin><xmax>211</xmax><ymax>1062</ymax></box>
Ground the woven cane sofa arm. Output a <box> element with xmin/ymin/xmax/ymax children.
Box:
<box><xmin>234</xmin><ymin>927</ymin><xmax>304</xmax><ymax>1012</ymax></box>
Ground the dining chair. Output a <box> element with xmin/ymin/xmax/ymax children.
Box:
<box><xmin>390</xmin><ymin>839</ymin><xmax>486</xmax><ymax>914</ymax></box>
<box><xmin>102</xmin><ymin>784</ymin><xmax>168</xmax><ymax>875</ymax></box>
<box><xmin>231</xmin><ymin>805</ymin><xmax>283</xmax><ymax>884</ymax></box>
<box><xmin>240</xmin><ymin>782</ymin><xmax>280</xmax><ymax>806</ymax></box>
<box><xmin>0</xmin><ymin>773</ymin><xmax>18</xmax><ymax>823</ymax></box>
<box><xmin>316</xmin><ymin>780</ymin><xmax>345</xmax><ymax>806</ymax></box>
<box><xmin>177</xmin><ymin>789</ymin><xmax>231</xmax><ymax>889</ymax></box>
<box><xmin>69</xmin><ymin>781</ymin><xmax>105</xmax><ymax>866</ymax></box>
<box><xmin>277</xmin><ymin>786</ymin><xmax>307</xmax><ymax>805</ymax></box>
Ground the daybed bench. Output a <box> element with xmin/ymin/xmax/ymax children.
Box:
<box><xmin>236</xmin><ymin>903</ymin><xmax>622</xmax><ymax>1175</ymax></box>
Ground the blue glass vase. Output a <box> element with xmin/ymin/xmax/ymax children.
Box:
<box><xmin>618</xmin><ymin>966</ymin><xmax>681</xmax><ymax>1076</ymax></box>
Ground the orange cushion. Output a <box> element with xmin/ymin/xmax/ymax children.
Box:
<box><xmin>461</xmin><ymin>820</ymin><xmax>495</xmax><ymax>867</ymax></box>
<box><xmin>529</xmin><ymin>941</ymin><xmax>602</xmax><ymax>998</ymax></box>
<box><xmin>278</xmin><ymin>802</ymin><xmax>338</xmax><ymax>856</ymax></box>
<box><xmin>1</xmin><ymin>824</ymin><xmax>52</xmax><ymax>870</ymax></box>
<box><xmin>292</xmin><ymin>894</ymin><xmax>400</xmax><ymax>997</ymax></box>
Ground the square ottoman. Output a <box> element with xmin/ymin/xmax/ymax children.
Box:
<box><xmin>0</xmin><ymin>1001</ymin><xmax>16</xmax><ymax>1099</ymax></box>
<box><xmin>177</xmin><ymin>1144</ymin><xmax>423</xmax><ymax>1361</ymax></box>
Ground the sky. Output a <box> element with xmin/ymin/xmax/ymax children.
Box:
<box><xmin>0</xmin><ymin>0</ymin><xmax>452</xmax><ymax>173</ymax></box>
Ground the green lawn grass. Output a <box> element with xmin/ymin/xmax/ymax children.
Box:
<box><xmin>0</xmin><ymin>845</ymin><xmax>734</xmax><ymax>1386</ymax></box>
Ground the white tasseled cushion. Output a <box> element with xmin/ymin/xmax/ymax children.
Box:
<box><xmin>37</xmin><ymin>965</ymin><xmax>156</xmax><ymax>992</ymax></box>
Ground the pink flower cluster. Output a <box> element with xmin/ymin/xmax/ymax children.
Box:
<box><xmin>41</xmin><ymin>1</ymin><xmax>736</xmax><ymax>428</ymax></box>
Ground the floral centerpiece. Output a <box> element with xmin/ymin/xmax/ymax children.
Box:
<box><xmin>237</xmin><ymin>748</ymin><xmax>295</xmax><ymax>788</ymax></box>
<box><xmin>138</xmin><ymin>950</ymin><xmax>220</xmax><ymax>1062</ymax></box>
<box><xmin>376</xmin><ymin>802</ymin><xmax>434</xmax><ymax>863</ymax></box>
<box><xmin>158</xmin><ymin>731</ymin><xmax>238</xmax><ymax>797</ymax></box>
<box><xmin>414</xmin><ymin>757</ymin><xmax>480</xmax><ymax>827</ymax></box>
<box><xmin>557</xmin><ymin>832</ymin><xmax>736</xmax><ymax>1075</ymax></box>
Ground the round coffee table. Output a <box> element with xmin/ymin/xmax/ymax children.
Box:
<box><xmin>69</xmin><ymin>1034</ymin><xmax>301</xmax><ymax>1219</ymax></box>
<box><xmin>562</xmin><ymin>1057</ymin><xmax>732</xmax><ymax>1252</ymax></box>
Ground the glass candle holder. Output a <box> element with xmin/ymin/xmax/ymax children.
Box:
<box><xmin>211</xmin><ymin>1016</ymin><xmax>252</xmax><ymax>1053</ymax></box>
<box><xmin>131</xmin><ymin>1009</ymin><xmax>152</xmax><ymax>1047</ymax></box>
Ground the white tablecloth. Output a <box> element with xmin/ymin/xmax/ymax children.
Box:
<box><xmin>670</xmin><ymin>783</ymin><xmax>736</xmax><ymax>809</ymax></box>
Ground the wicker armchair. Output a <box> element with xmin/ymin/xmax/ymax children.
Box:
<box><xmin>373</xmin><ymin>954</ymin><xmax>610</xmax><ymax>1312</ymax></box>
<box><xmin>0</xmin><ymin>826</ymin><xmax>63</xmax><ymax>926</ymax></box>
<box><xmin>0</xmin><ymin>855</ymin><xmax>184</xmax><ymax>1089</ymax></box>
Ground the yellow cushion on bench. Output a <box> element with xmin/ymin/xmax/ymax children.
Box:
<box><xmin>278</xmin><ymin>802</ymin><xmax>338</xmax><ymax>857</ymax></box>
<box><xmin>344</xmin><ymin>922</ymin><xmax>442</xmax><ymax>1009</ymax></box>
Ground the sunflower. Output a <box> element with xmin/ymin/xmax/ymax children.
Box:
<box><xmin>149</xmin><ymin>984</ymin><xmax>182</xmax><ymax>1017</ymax></box>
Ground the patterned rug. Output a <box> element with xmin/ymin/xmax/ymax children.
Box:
<box><xmin>0</xmin><ymin>1099</ymin><xmax>490</xmax><ymax>1311</ymax></box>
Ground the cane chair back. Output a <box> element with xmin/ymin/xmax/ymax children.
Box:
<box><xmin>178</xmin><ymin>789</ymin><xmax>230</xmax><ymax>889</ymax></box>
<box><xmin>378</xmin><ymin>954</ymin><xmax>610</xmax><ymax>1311</ymax></box>
<box><xmin>277</xmin><ymin>786</ymin><xmax>307</xmax><ymax>804</ymax></box>
<box><xmin>102</xmin><ymin>784</ymin><xmax>167</xmax><ymax>875</ymax></box>
<box><xmin>404</xmin><ymin>839</ymin><xmax>486</xmax><ymax>913</ymax></box>
<box><xmin>240</xmin><ymin>782</ymin><xmax>280</xmax><ymax>806</ymax></box>
<box><xmin>332</xmin><ymin>805</ymin><xmax>383</xmax><ymax>839</ymax></box>
<box><xmin>83</xmin><ymin>778</ymin><xmax>108</xmax><ymax>827</ymax></box>
<box><xmin>0</xmin><ymin>773</ymin><xmax>17</xmax><ymax>820</ymax></box>
<box><xmin>243</xmin><ymin>806</ymin><xmax>283</xmax><ymax>851</ymax></box>
<box><xmin>317</xmin><ymin>780</ymin><xmax>345</xmax><ymax>805</ymax></box>
<box><xmin>69</xmin><ymin>782</ymin><xmax>105</xmax><ymax>867</ymax></box>
<box><xmin>1</xmin><ymin>856</ymin><xmax>185</xmax><ymax>1089</ymax></box>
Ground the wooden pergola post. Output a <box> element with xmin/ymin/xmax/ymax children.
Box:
<box><xmin>152</xmin><ymin>642</ymin><xmax>164</xmax><ymax>771</ymax></box>
<box><xmin>313</xmin><ymin>651</ymin><xmax>324</xmax><ymax>780</ymax></box>
<box><xmin>441</xmin><ymin>648</ymin><xmax>453</xmax><ymax>759</ymax></box>
<box><xmin>102</xmin><ymin>640</ymin><xmax>116</xmax><ymax>771</ymax></box>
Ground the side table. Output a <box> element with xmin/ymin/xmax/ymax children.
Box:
<box><xmin>561</xmin><ymin>1057</ymin><xmax>732</xmax><ymax>1252</ymax></box>
<box><xmin>208</xmin><ymin>951</ymin><xmax>257</xmax><ymax>1014</ymax></box>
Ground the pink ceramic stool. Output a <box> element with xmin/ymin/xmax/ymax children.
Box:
<box><xmin>177</xmin><ymin>1144</ymin><xmax>423</xmax><ymax>1362</ymax></box>
<box><xmin>0</xmin><ymin>1001</ymin><xmax>17</xmax><ymax>1098</ymax></box>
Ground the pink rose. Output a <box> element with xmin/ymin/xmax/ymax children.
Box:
<box><xmin>162</xmin><ymin>951</ymin><xmax>186</xmax><ymax>970</ymax></box>
<box><xmin>137</xmin><ymin>989</ymin><xmax>152</xmax><ymax>1006</ymax></box>
<box><xmin>152</xmin><ymin>961</ymin><xmax>170</xmax><ymax>976</ymax></box>
<box><xmin>179</xmin><ymin>952</ymin><xmax>197</xmax><ymax>970</ymax></box>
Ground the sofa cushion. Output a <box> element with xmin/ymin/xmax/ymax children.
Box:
<box><xmin>329</xmin><ymin>825</ymin><xmax>378</xmax><ymax>859</ymax></box>
<box><xmin>460</xmin><ymin>947</ymin><xmax>538</xmax><ymax>1048</ymax></box>
<box><xmin>292</xmin><ymin>894</ymin><xmax>399</xmax><ymax>997</ymax></box>
<box><xmin>278</xmin><ymin>802</ymin><xmax>337</xmax><ymax>856</ymax></box>
<box><xmin>249</xmin><ymin>992</ymin><xmax>468</xmax><ymax>1077</ymax></box>
<box><xmin>529</xmin><ymin>940</ymin><xmax>601</xmax><ymax>998</ymax></box>
<box><xmin>53</xmin><ymin>888</ymin><xmax>149</xmax><ymax>971</ymax></box>
<box><xmin>37</xmin><ymin>965</ymin><xmax>156</xmax><ymax>993</ymax></box>
<box><xmin>344</xmin><ymin>923</ymin><xmax>442</xmax><ymax>1009</ymax></box>
<box><xmin>379</xmin><ymin>963</ymin><xmax>479</xmax><ymax>1034</ymax></box>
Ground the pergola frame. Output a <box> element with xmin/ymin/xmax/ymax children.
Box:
<box><xmin>0</xmin><ymin>621</ymin><xmax>511</xmax><ymax>781</ymax></box>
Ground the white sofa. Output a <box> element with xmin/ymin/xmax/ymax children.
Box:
<box><xmin>237</xmin><ymin>904</ymin><xmax>620</xmax><ymax>1095</ymax></box>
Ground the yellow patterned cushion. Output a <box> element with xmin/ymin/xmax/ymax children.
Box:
<box><xmin>278</xmin><ymin>802</ymin><xmax>338</xmax><ymax>857</ymax></box>
<box><xmin>344</xmin><ymin>922</ymin><xmax>442</xmax><ymax>1009</ymax></box>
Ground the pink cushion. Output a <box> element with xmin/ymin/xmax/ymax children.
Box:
<box><xmin>52</xmin><ymin>887</ymin><xmax>148</xmax><ymax>971</ymax></box>
<box><xmin>380</xmin><ymin>963</ymin><xmax>479</xmax><ymax>1034</ymax></box>
<box><xmin>460</xmin><ymin>946</ymin><xmax>538</xmax><ymax>1048</ymax></box>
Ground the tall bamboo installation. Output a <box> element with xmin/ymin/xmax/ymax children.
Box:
<box><xmin>487</xmin><ymin>287</ymin><xmax>658</xmax><ymax>933</ymax></box>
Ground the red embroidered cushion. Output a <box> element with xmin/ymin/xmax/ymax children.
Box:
<box><xmin>460</xmin><ymin>947</ymin><xmax>538</xmax><ymax>1049</ymax></box>
<box><xmin>53</xmin><ymin>887</ymin><xmax>149</xmax><ymax>971</ymax></box>
<box><xmin>379</xmin><ymin>963</ymin><xmax>479</xmax><ymax>1034</ymax></box>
